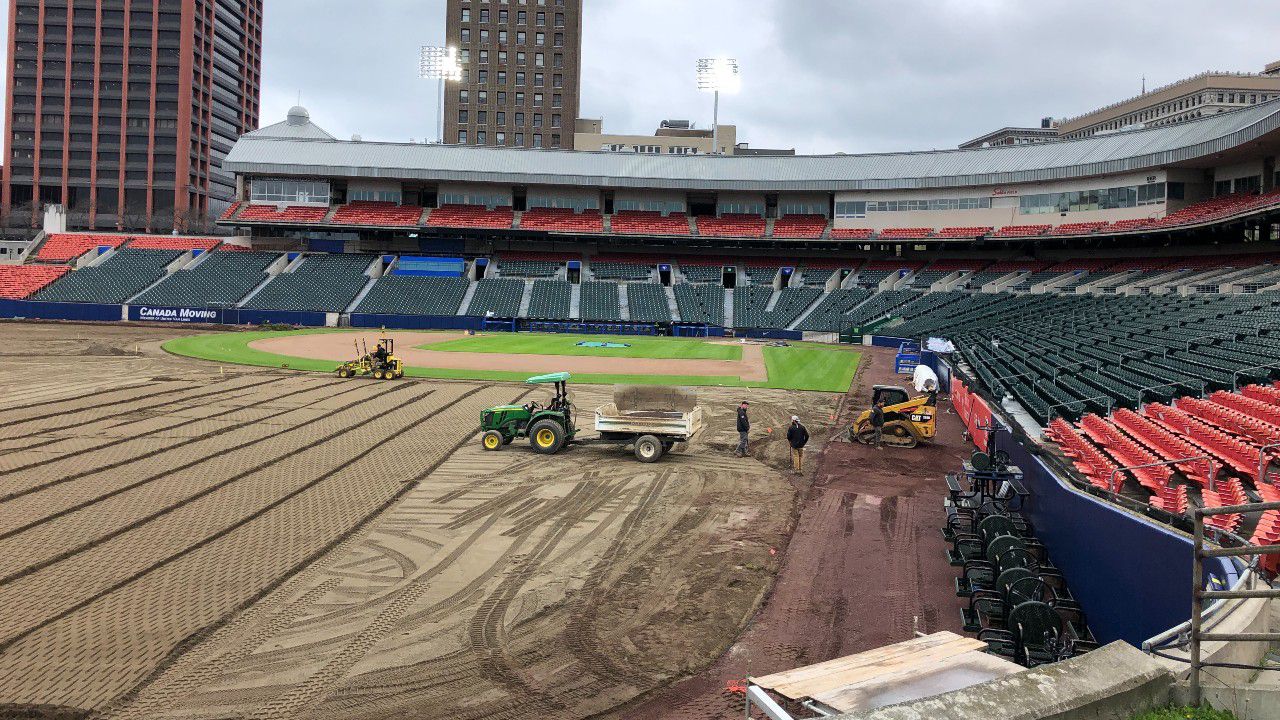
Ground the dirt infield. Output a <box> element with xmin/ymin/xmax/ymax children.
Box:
<box><xmin>0</xmin><ymin>322</ymin><xmax>837</xmax><ymax>719</ymax></box>
<box><xmin>250</xmin><ymin>330</ymin><xmax>771</xmax><ymax>382</ymax></box>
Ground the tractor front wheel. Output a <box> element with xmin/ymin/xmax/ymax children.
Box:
<box><xmin>481</xmin><ymin>430</ymin><xmax>504</xmax><ymax>451</ymax></box>
<box><xmin>635</xmin><ymin>434</ymin><xmax>664</xmax><ymax>463</ymax></box>
<box><xmin>529</xmin><ymin>419</ymin><xmax>566</xmax><ymax>455</ymax></box>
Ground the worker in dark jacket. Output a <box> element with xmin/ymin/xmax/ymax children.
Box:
<box><xmin>372</xmin><ymin>342</ymin><xmax>389</xmax><ymax>367</ymax></box>
<box><xmin>787</xmin><ymin>416</ymin><xmax>810</xmax><ymax>474</ymax></box>
<box><xmin>735</xmin><ymin>401</ymin><xmax>750</xmax><ymax>457</ymax></box>
<box><xmin>869</xmin><ymin>399</ymin><xmax>886</xmax><ymax>449</ymax></box>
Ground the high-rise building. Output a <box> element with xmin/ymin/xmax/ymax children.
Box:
<box><xmin>2</xmin><ymin>0</ymin><xmax>262</xmax><ymax>231</ymax></box>
<box><xmin>443</xmin><ymin>0</ymin><xmax>582</xmax><ymax>150</ymax></box>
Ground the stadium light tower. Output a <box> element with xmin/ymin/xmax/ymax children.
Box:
<box><xmin>696</xmin><ymin>57</ymin><xmax>741</xmax><ymax>154</ymax></box>
<box><xmin>420</xmin><ymin>45</ymin><xmax>463</xmax><ymax>144</ymax></box>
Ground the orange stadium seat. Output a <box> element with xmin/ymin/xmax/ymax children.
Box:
<box><xmin>36</xmin><ymin>233</ymin><xmax>128</xmax><ymax>261</ymax></box>
<box><xmin>236</xmin><ymin>204</ymin><xmax>330</xmax><ymax>223</ymax></box>
<box><xmin>0</xmin><ymin>265</ymin><xmax>71</xmax><ymax>298</ymax></box>
<box><xmin>518</xmin><ymin>207</ymin><xmax>605</xmax><ymax>233</ymax></box>
<box><xmin>771</xmin><ymin>214</ymin><xmax>828</xmax><ymax>239</ymax></box>
<box><xmin>331</xmin><ymin>202</ymin><xmax>425</xmax><ymax>227</ymax></box>
<box><xmin>695</xmin><ymin>214</ymin><xmax>767</xmax><ymax>238</ymax></box>
<box><xmin>426</xmin><ymin>204</ymin><xmax>515</xmax><ymax>229</ymax></box>
<box><xmin>610</xmin><ymin>211</ymin><xmax>691</xmax><ymax>235</ymax></box>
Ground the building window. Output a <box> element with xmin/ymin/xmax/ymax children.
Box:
<box><xmin>496</xmin><ymin>111</ymin><xmax>506</xmax><ymax>125</ymax></box>
<box><xmin>250</xmin><ymin>178</ymin><xmax>331</xmax><ymax>205</ymax></box>
<box><xmin>515</xmin><ymin>132</ymin><xmax>524</xmax><ymax>146</ymax></box>
<box><xmin>497</xmin><ymin>91</ymin><xmax>507</xmax><ymax>104</ymax></box>
<box><xmin>477</xmin><ymin>69</ymin><xmax>488</xmax><ymax>84</ymax></box>
<box><xmin>536</xmin><ymin>32</ymin><xmax>545</xmax><ymax>45</ymax></box>
<box><xmin>834</xmin><ymin>201</ymin><xmax>867</xmax><ymax>219</ymax></box>
<box><xmin>552</xmin><ymin>94</ymin><xmax>563</xmax><ymax>108</ymax></box>
<box><xmin>534</xmin><ymin>93</ymin><xmax>543</xmax><ymax>105</ymax></box>
<box><xmin>535</xmin><ymin>52</ymin><xmax>545</xmax><ymax>67</ymax></box>
<box><xmin>477</xmin><ymin>110</ymin><xmax>488</xmax><ymax>124</ymax></box>
<box><xmin>554</xmin><ymin>33</ymin><xmax>564</xmax><ymax>46</ymax></box>
<box><xmin>461</xmin><ymin>8</ymin><xmax>470</xmax><ymax>21</ymax></box>
<box><xmin>459</xmin><ymin>89</ymin><xmax>469</xmax><ymax>103</ymax></box>
<box><xmin>518</xmin><ymin>10</ymin><xmax>526</xmax><ymax>24</ymax></box>
<box><xmin>478</xmin><ymin>90</ymin><xmax>488</xmax><ymax>103</ymax></box>
<box><xmin>551</xmin><ymin>134</ymin><xmax>560</xmax><ymax>148</ymax></box>
<box><xmin>533</xmin><ymin>134</ymin><xmax>543</xmax><ymax>148</ymax></box>
<box><xmin>551</xmin><ymin>114</ymin><xmax>561</xmax><ymax>128</ymax></box>
<box><xmin>516</xmin><ymin>71</ymin><xmax>525</xmax><ymax>85</ymax></box>
<box><xmin>458</xmin><ymin>110</ymin><xmax>469</xmax><ymax>124</ymax></box>
<box><xmin>479</xmin><ymin>9</ymin><xmax>489</xmax><ymax>21</ymax></box>
<box><xmin>459</xmin><ymin>130</ymin><xmax>468</xmax><ymax>144</ymax></box>
<box><xmin>533</xmin><ymin>113</ymin><xmax>543</xmax><ymax>127</ymax></box>
<box><xmin>517</xmin><ymin>31</ymin><xmax>526</xmax><ymax>44</ymax></box>
<box><xmin>517</xmin><ymin>51</ymin><xmax>526</xmax><ymax>64</ymax></box>
<box><xmin>555</xmin><ymin>12</ymin><xmax>565</xmax><ymax>26</ymax></box>
<box><xmin>496</xmin><ymin>132</ymin><xmax>506</xmax><ymax>145</ymax></box>
<box><xmin>497</xmin><ymin>71</ymin><xmax>507</xmax><ymax>83</ymax></box>
<box><xmin>477</xmin><ymin>131</ymin><xmax>487</xmax><ymax>144</ymax></box>
<box><xmin>534</xmin><ymin>72</ymin><xmax>544</xmax><ymax>87</ymax></box>
<box><xmin>515</xmin><ymin>112</ymin><xmax>525</xmax><ymax>125</ymax></box>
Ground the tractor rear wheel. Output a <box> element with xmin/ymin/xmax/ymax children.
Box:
<box><xmin>529</xmin><ymin>419</ymin><xmax>565</xmax><ymax>454</ymax></box>
<box><xmin>635</xmin><ymin>434</ymin><xmax>664</xmax><ymax>463</ymax></box>
<box><xmin>482</xmin><ymin>430</ymin><xmax>504</xmax><ymax>451</ymax></box>
<box><xmin>336</xmin><ymin>368</ymin><xmax>348</xmax><ymax>378</ymax></box>
<box><xmin>373</xmin><ymin>369</ymin><xmax>384</xmax><ymax>380</ymax></box>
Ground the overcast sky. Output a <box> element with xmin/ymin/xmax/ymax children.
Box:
<box><xmin>6</xmin><ymin>1</ymin><xmax>1279</xmax><ymax>154</ymax></box>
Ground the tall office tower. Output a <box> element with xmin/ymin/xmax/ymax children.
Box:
<box><xmin>443</xmin><ymin>0</ymin><xmax>582</xmax><ymax>150</ymax></box>
<box><xmin>2</xmin><ymin>0</ymin><xmax>262</xmax><ymax>231</ymax></box>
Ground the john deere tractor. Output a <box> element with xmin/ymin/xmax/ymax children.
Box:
<box><xmin>335</xmin><ymin>337</ymin><xmax>404</xmax><ymax>380</ymax></box>
<box><xmin>480</xmin><ymin>372</ymin><xmax>577</xmax><ymax>453</ymax></box>
<box><xmin>851</xmin><ymin>384</ymin><xmax>937</xmax><ymax>448</ymax></box>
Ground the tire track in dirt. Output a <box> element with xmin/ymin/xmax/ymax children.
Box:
<box><xmin>0</xmin><ymin>379</ymin><xmax>211</xmax><ymax>428</ymax></box>
<box><xmin>0</xmin><ymin>375</ymin><xmax>317</xmax><ymax>467</ymax></box>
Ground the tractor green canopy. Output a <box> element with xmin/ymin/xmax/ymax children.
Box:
<box><xmin>526</xmin><ymin>372</ymin><xmax>571</xmax><ymax>384</ymax></box>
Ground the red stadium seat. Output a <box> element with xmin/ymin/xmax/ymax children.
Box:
<box><xmin>877</xmin><ymin>227</ymin><xmax>934</xmax><ymax>240</ymax></box>
<box><xmin>771</xmin><ymin>214</ymin><xmax>828</xmax><ymax>239</ymax></box>
<box><xmin>991</xmin><ymin>224</ymin><xmax>1050</xmax><ymax>238</ymax></box>
<box><xmin>695</xmin><ymin>214</ymin><xmax>766</xmax><ymax>238</ymax></box>
<box><xmin>610</xmin><ymin>211</ymin><xmax>691</xmax><ymax>236</ymax></box>
<box><xmin>126</xmin><ymin>236</ymin><xmax>221</xmax><ymax>251</ymax></box>
<box><xmin>0</xmin><ymin>265</ymin><xmax>71</xmax><ymax>298</ymax></box>
<box><xmin>935</xmin><ymin>226</ymin><xmax>992</xmax><ymax>239</ymax></box>
<box><xmin>1047</xmin><ymin>221</ymin><xmax>1112</xmax><ymax>236</ymax></box>
<box><xmin>426</xmin><ymin>204</ymin><xmax>515</xmax><ymax>230</ymax></box>
<box><xmin>36</xmin><ymin>233</ymin><xmax>128</xmax><ymax>261</ymax></box>
<box><xmin>331</xmin><ymin>202</ymin><xmax>425</xmax><ymax>227</ymax></box>
<box><xmin>236</xmin><ymin>204</ymin><xmax>330</xmax><ymax>223</ymax></box>
<box><xmin>518</xmin><ymin>207</ymin><xmax>605</xmax><ymax>233</ymax></box>
<box><xmin>830</xmin><ymin>228</ymin><xmax>875</xmax><ymax>239</ymax></box>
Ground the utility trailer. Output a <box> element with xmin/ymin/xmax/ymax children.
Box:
<box><xmin>479</xmin><ymin>374</ymin><xmax>703</xmax><ymax>462</ymax></box>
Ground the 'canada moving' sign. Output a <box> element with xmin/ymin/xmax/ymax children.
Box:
<box><xmin>132</xmin><ymin>306</ymin><xmax>221</xmax><ymax>323</ymax></box>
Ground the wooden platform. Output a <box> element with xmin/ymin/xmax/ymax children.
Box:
<box><xmin>749</xmin><ymin>631</ymin><xmax>1024</xmax><ymax>715</ymax></box>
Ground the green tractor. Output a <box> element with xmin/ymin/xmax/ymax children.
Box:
<box><xmin>480</xmin><ymin>372</ymin><xmax>577</xmax><ymax>454</ymax></box>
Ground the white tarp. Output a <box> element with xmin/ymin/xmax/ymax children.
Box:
<box><xmin>913</xmin><ymin>364</ymin><xmax>939</xmax><ymax>393</ymax></box>
<box><xmin>926</xmin><ymin>337</ymin><xmax>955</xmax><ymax>353</ymax></box>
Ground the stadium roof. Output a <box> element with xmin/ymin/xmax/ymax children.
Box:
<box><xmin>223</xmin><ymin>100</ymin><xmax>1280</xmax><ymax>192</ymax></box>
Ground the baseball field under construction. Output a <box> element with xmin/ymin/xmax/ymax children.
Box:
<box><xmin>0</xmin><ymin>322</ymin><xmax>962</xmax><ymax>720</ymax></box>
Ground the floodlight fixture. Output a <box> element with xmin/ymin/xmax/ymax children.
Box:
<box><xmin>420</xmin><ymin>46</ymin><xmax>463</xmax><ymax>143</ymax></box>
<box><xmin>696</xmin><ymin>57</ymin><xmax>740</xmax><ymax>154</ymax></box>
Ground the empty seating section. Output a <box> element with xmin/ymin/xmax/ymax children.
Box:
<box><xmin>519</xmin><ymin>207</ymin><xmax>604</xmax><ymax>233</ymax></box>
<box><xmin>680</xmin><ymin>265</ymin><xmax>722</xmax><ymax>283</ymax></box>
<box><xmin>580</xmin><ymin>281</ymin><xmax>622</xmax><ymax>320</ymax></box>
<box><xmin>526</xmin><ymin>279</ymin><xmax>571</xmax><ymax>318</ymax></box>
<box><xmin>734</xmin><ymin>285</ymin><xmax>822</xmax><ymax>329</ymax></box>
<box><xmin>1153</xmin><ymin>189</ymin><xmax>1280</xmax><ymax>228</ymax></box>
<box><xmin>991</xmin><ymin>224</ymin><xmax>1050</xmax><ymax>238</ymax></box>
<box><xmin>354</xmin><ymin>276</ymin><xmax>470</xmax><ymax>315</ymax></box>
<box><xmin>427</xmin><ymin>204</ymin><xmax>514</xmax><ymax>229</ymax></box>
<box><xmin>857</xmin><ymin>260</ymin><xmax>923</xmax><ymax>287</ymax></box>
<box><xmin>134</xmin><ymin>251</ymin><xmax>279</xmax><ymax>307</ymax></box>
<box><xmin>331</xmin><ymin>202</ymin><xmax>424</xmax><ymax>227</ymax></box>
<box><xmin>771</xmin><ymin>214</ymin><xmax>827</xmax><ymax>238</ymax></box>
<box><xmin>795</xmin><ymin>287</ymin><xmax>873</xmax><ymax>331</ymax></box>
<box><xmin>744</xmin><ymin>265</ymin><xmax>778</xmax><ymax>284</ymax></box>
<box><xmin>0</xmin><ymin>265</ymin><xmax>70</xmax><ymax>298</ymax></box>
<box><xmin>1047</xmin><ymin>221</ymin><xmax>1111</xmax><ymax>236</ymax></box>
<box><xmin>244</xmin><ymin>254</ymin><xmax>373</xmax><ymax>311</ymax></box>
<box><xmin>220</xmin><ymin>202</ymin><xmax>242</xmax><ymax>220</ymax></box>
<box><xmin>464</xmin><ymin>278</ymin><xmax>525</xmax><ymax>316</ymax></box>
<box><xmin>627</xmin><ymin>283</ymin><xmax>672</xmax><ymax>322</ymax></box>
<box><xmin>37</xmin><ymin>233</ymin><xmax>127</xmax><ymax>261</ymax></box>
<box><xmin>830</xmin><ymin>228</ymin><xmax>874</xmax><ymax>239</ymax></box>
<box><xmin>696</xmin><ymin>214</ymin><xmax>766</xmax><ymax>238</ymax></box>
<box><xmin>591</xmin><ymin>259</ymin><xmax>652</xmax><ymax>280</ymax></box>
<box><xmin>126</xmin><ymin>236</ymin><xmax>222</xmax><ymax>251</ymax></box>
<box><xmin>936</xmin><ymin>226</ymin><xmax>991</xmax><ymax>238</ymax></box>
<box><xmin>34</xmin><ymin>249</ymin><xmax>180</xmax><ymax>303</ymax></box>
<box><xmin>611</xmin><ymin>211</ymin><xmax>690</xmax><ymax>235</ymax></box>
<box><xmin>236</xmin><ymin>204</ymin><xmax>330</xmax><ymax>223</ymax></box>
<box><xmin>877</xmin><ymin>227</ymin><xmax>933</xmax><ymax>240</ymax></box>
<box><xmin>674</xmin><ymin>283</ymin><xmax>724</xmax><ymax>325</ymax></box>
<box><xmin>500</xmin><ymin>259</ymin><xmax>563</xmax><ymax>277</ymax></box>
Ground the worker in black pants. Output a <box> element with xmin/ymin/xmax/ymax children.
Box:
<box><xmin>870</xmin><ymin>399</ymin><xmax>886</xmax><ymax>449</ymax></box>
<box><xmin>735</xmin><ymin>401</ymin><xmax>750</xmax><ymax>457</ymax></box>
<box><xmin>787</xmin><ymin>415</ymin><xmax>809</xmax><ymax>474</ymax></box>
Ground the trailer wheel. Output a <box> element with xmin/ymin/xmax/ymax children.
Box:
<box><xmin>482</xmin><ymin>430</ymin><xmax>504</xmax><ymax>451</ymax></box>
<box><xmin>635</xmin><ymin>434</ymin><xmax>664</xmax><ymax>463</ymax></box>
<box><xmin>529</xmin><ymin>419</ymin><xmax>566</xmax><ymax>454</ymax></box>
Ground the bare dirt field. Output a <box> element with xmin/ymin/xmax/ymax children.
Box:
<box><xmin>0</xmin><ymin>322</ymin><xmax>851</xmax><ymax>719</ymax></box>
<box><xmin>250</xmin><ymin>330</ymin><xmax>770</xmax><ymax>382</ymax></box>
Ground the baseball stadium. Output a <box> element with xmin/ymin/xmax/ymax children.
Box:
<box><xmin>1</xmin><ymin>95</ymin><xmax>1280</xmax><ymax>719</ymax></box>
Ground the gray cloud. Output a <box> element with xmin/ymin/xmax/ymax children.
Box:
<box><xmin>4</xmin><ymin>0</ymin><xmax>1278</xmax><ymax>155</ymax></box>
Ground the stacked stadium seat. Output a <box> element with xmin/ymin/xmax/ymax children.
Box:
<box><xmin>519</xmin><ymin>207</ymin><xmax>604</xmax><ymax>233</ymax></box>
<box><xmin>695</xmin><ymin>214</ymin><xmax>766</xmax><ymax>238</ymax></box>
<box><xmin>243</xmin><ymin>254</ymin><xmax>374</xmax><ymax>311</ymax></box>
<box><xmin>330</xmin><ymin>202</ymin><xmax>424</xmax><ymax>227</ymax></box>
<box><xmin>34</xmin><ymin>249</ymin><xmax>181</xmax><ymax>303</ymax></box>
<box><xmin>626</xmin><ymin>283</ymin><xmax>673</xmax><ymax>322</ymax></box>
<box><xmin>580</xmin><ymin>280</ymin><xmax>622</xmax><ymax>320</ymax></box>
<box><xmin>591</xmin><ymin>259</ymin><xmax>653</xmax><ymax>280</ymax></box>
<box><xmin>500</xmin><ymin>258</ymin><xmax>564</xmax><ymax>277</ymax></box>
<box><xmin>427</xmin><ymin>204</ymin><xmax>515</xmax><ymax>229</ymax></box>
<box><xmin>219</xmin><ymin>202</ymin><xmax>243</xmax><ymax>220</ymax></box>
<box><xmin>936</xmin><ymin>226</ymin><xmax>992</xmax><ymax>239</ymax></box>
<box><xmin>673</xmin><ymin>283</ymin><xmax>724</xmax><ymax>325</ymax></box>
<box><xmin>464</xmin><ymin>277</ymin><xmax>525</xmax><ymax>316</ymax></box>
<box><xmin>733</xmin><ymin>285</ymin><xmax>822</xmax><ymax>329</ymax></box>
<box><xmin>36</xmin><ymin>233</ymin><xmax>127</xmax><ymax>261</ymax></box>
<box><xmin>236</xmin><ymin>204</ymin><xmax>330</xmax><ymax>223</ymax></box>
<box><xmin>134</xmin><ymin>250</ymin><xmax>280</xmax><ymax>307</ymax></box>
<box><xmin>610</xmin><ymin>211</ymin><xmax>691</xmax><ymax>235</ymax></box>
<box><xmin>353</xmin><ymin>275</ymin><xmax>471</xmax><ymax>315</ymax></box>
<box><xmin>771</xmin><ymin>214</ymin><xmax>828</xmax><ymax>239</ymax></box>
<box><xmin>1153</xmin><ymin>190</ymin><xmax>1280</xmax><ymax>228</ymax></box>
<box><xmin>0</xmin><ymin>265</ymin><xmax>71</xmax><ymax>298</ymax></box>
<box><xmin>526</xmin><ymin>279</ymin><xmax>571</xmax><ymax>318</ymax></box>
<box><xmin>795</xmin><ymin>287</ymin><xmax>873</xmax><ymax>331</ymax></box>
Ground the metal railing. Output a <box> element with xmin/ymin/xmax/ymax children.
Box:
<box><xmin>1232</xmin><ymin>361</ymin><xmax>1280</xmax><ymax>391</ymax></box>
<box><xmin>1189</xmin><ymin>500</ymin><xmax>1280</xmax><ymax>706</ymax></box>
<box><xmin>1048</xmin><ymin>394</ymin><xmax>1112</xmax><ymax>422</ymax></box>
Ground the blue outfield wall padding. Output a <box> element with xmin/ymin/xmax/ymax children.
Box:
<box><xmin>235</xmin><ymin>309</ymin><xmax>328</xmax><ymax>327</ymax></box>
<box><xmin>742</xmin><ymin>328</ymin><xmax>803</xmax><ymax>341</ymax></box>
<box><xmin>349</xmin><ymin>313</ymin><xmax>485</xmax><ymax>331</ymax></box>
<box><xmin>871</xmin><ymin>335</ymin><xmax>914</xmax><ymax>348</ymax></box>
<box><xmin>306</xmin><ymin>239</ymin><xmax>345</xmax><ymax>254</ymax></box>
<box><xmin>991</xmin><ymin>421</ymin><xmax>1239</xmax><ymax>647</ymax></box>
<box><xmin>0</xmin><ymin>299</ymin><xmax>123</xmax><ymax>321</ymax></box>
